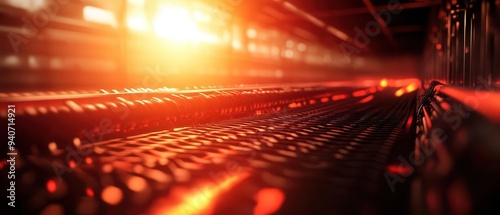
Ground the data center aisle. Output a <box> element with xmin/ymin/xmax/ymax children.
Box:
<box><xmin>2</xmin><ymin>87</ymin><xmax>417</xmax><ymax>215</ymax></box>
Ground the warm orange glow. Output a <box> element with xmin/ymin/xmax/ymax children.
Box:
<box><xmin>232</xmin><ymin>40</ymin><xmax>243</xmax><ymax>50</ymax></box>
<box><xmin>150</xmin><ymin>173</ymin><xmax>249</xmax><ymax>215</ymax></box>
<box><xmin>102</xmin><ymin>186</ymin><xmax>123</xmax><ymax>205</ymax></box>
<box><xmin>437</xmin><ymin>86</ymin><xmax>500</xmax><ymax>123</ymax></box>
<box><xmin>85</xmin><ymin>157</ymin><xmax>93</xmax><ymax>165</ymax></box>
<box><xmin>126</xmin><ymin>0</ymin><xmax>148</xmax><ymax>31</ymax></box>
<box><xmin>193</xmin><ymin>9</ymin><xmax>212</xmax><ymax>22</ymax></box>
<box><xmin>405</xmin><ymin>114</ymin><xmax>414</xmax><ymax>133</ymax></box>
<box><xmin>380</xmin><ymin>79</ymin><xmax>388</xmax><ymax>87</ymax></box>
<box><xmin>83</xmin><ymin>6</ymin><xmax>116</xmax><ymax>27</ymax></box>
<box><xmin>395</xmin><ymin>88</ymin><xmax>405</xmax><ymax>97</ymax></box>
<box><xmin>46</xmin><ymin>180</ymin><xmax>57</xmax><ymax>193</ymax></box>
<box><xmin>153</xmin><ymin>6</ymin><xmax>217</xmax><ymax>43</ymax></box>
<box><xmin>247</xmin><ymin>28</ymin><xmax>258</xmax><ymax>38</ymax></box>
<box><xmin>352</xmin><ymin>90</ymin><xmax>368</xmax><ymax>97</ymax></box>
<box><xmin>358</xmin><ymin>95</ymin><xmax>374</xmax><ymax>104</ymax></box>
<box><xmin>128</xmin><ymin>0</ymin><xmax>145</xmax><ymax>6</ymax></box>
<box><xmin>332</xmin><ymin>94</ymin><xmax>348</xmax><ymax>101</ymax></box>
<box><xmin>406</xmin><ymin>83</ymin><xmax>417</xmax><ymax>93</ymax></box>
<box><xmin>48</xmin><ymin>142</ymin><xmax>57</xmax><ymax>151</ymax></box>
<box><xmin>253</xmin><ymin>188</ymin><xmax>285</xmax><ymax>215</ymax></box>
<box><xmin>127</xmin><ymin>15</ymin><xmax>149</xmax><ymax>31</ymax></box>
<box><xmin>127</xmin><ymin>176</ymin><xmax>147</xmax><ymax>192</ymax></box>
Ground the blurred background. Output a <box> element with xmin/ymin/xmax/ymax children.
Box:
<box><xmin>0</xmin><ymin>0</ymin><xmax>462</xmax><ymax>91</ymax></box>
<box><xmin>1</xmin><ymin>1</ymin><xmax>500</xmax><ymax>215</ymax></box>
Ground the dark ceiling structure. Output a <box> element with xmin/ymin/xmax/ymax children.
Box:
<box><xmin>244</xmin><ymin>0</ymin><xmax>440</xmax><ymax>56</ymax></box>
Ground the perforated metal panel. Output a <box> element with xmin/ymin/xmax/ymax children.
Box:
<box><xmin>0</xmin><ymin>86</ymin><xmax>417</xmax><ymax>215</ymax></box>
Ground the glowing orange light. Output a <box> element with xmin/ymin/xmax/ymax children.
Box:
<box><xmin>101</xmin><ymin>186</ymin><xmax>123</xmax><ymax>205</ymax></box>
<box><xmin>368</xmin><ymin>87</ymin><xmax>377</xmax><ymax>93</ymax></box>
<box><xmin>153</xmin><ymin>6</ymin><xmax>217</xmax><ymax>43</ymax></box>
<box><xmin>193</xmin><ymin>9</ymin><xmax>211</xmax><ymax>22</ymax></box>
<box><xmin>332</xmin><ymin>94</ymin><xmax>347</xmax><ymax>101</ymax></box>
<box><xmin>352</xmin><ymin>90</ymin><xmax>368</xmax><ymax>97</ymax></box>
<box><xmin>406</xmin><ymin>83</ymin><xmax>417</xmax><ymax>93</ymax></box>
<box><xmin>125</xmin><ymin>0</ymin><xmax>148</xmax><ymax>31</ymax></box>
<box><xmin>358</xmin><ymin>95</ymin><xmax>374</xmax><ymax>104</ymax></box>
<box><xmin>48</xmin><ymin>142</ymin><xmax>57</xmax><ymax>151</ymax></box>
<box><xmin>247</xmin><ymin>28</ymin><xmax>257</xmax><ymax>38</ymax></box>
<box><xmin>127</xmin><ymin>176</ymin><xmax>147</xmax><ymax>192</ymax></box>
<box><xmin>253</xmin><ymin>188</ymin><xmax>285</xmax><ymax>215</ymax></box>
<box><xmin>380</xmin><ymin>79</ymin><xmax>388</xmax><ymax>87</ymax></box>
<box><xmin>46</xmin><ymin>180</ymin><xmax>57</xmax><ymax>193</ymax></box>
<box><xmin>395</xmin><ymin>88</ymin><xmax>405</xmax><ymax>97</ymax></box>
<box><xmin>232</xmin><ymin>40</ymin><xmax>242</xmax><ymax>50</ymax></box>
<box><xmin>320</xmin><ymin>97</ymin><xmax>329</xmax><ymax>103</ymax></box>
<box><xmin>83</xmin><ymin>6</ymin><xmax>116</xmax><ymax>27</ymax></box>
<box><xmin>85</xmin><ymin>157</ymin><xmax>93</xmax><ymax>165</ymax></box>
<box><xmin>127</xmin><ymin>16</ymin><xmax>149</xmax><ymax>31</ymax></box>
<box><xmin>151</xmin><ymin>173</ymin><xmax>249</xmax><ymax>215</ymax></box>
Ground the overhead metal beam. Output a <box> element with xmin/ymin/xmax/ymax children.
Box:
<box><xmin>272</xmin><ymin>0</ymin><xmax>375</xmax><ymax>53</ymax></box>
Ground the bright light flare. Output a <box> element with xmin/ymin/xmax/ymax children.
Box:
<box><xmin>154</xmin><ymin>7</ymin><xmax>196</xmax><ymax>41</ymax></box>
<box><xmin>406</xmin><ymin>83</ymin><xmax>417</xmax><ymax>93</ymax></box>
<box><xmin>127</xmin><ymin>15</ymin><xmax>149</xmax><ymax>31</ymax></box>
<box><xmin>193</xmin><ymin>10</ymin><xmax>212</xmax><ymax>22</ymax></box>
<box><xmin>101</xmin><ymin>186</ymin><xmax>123</xmax><ymax>205</ymax></box>
<box><xmin>395</xmin><ymin>88</ymin><xmax>405</xmax><ymax>97</ymax></box>
<box><xmin>253</xmin><ymin>188</ymin><xmax>285</xmax><ymax>215</ymax></box>
<box><xmin>148</xmin><ymin>173</ymin><xmax>249</xmax><ymax>215</ymax></box>
<box><xmin>154</xmin><ymin>6</ymin><xmax>218</xmax><ymax>43</ymax></box>
<box><xmin>380</xmin><ymin>79</ymin><xmax>388</xmax><ymax>87</ymax></box>
<box><xmin>83</xmin><ymin>6</ymin><xmax>117</xmax><ymax>27</ymax></box>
